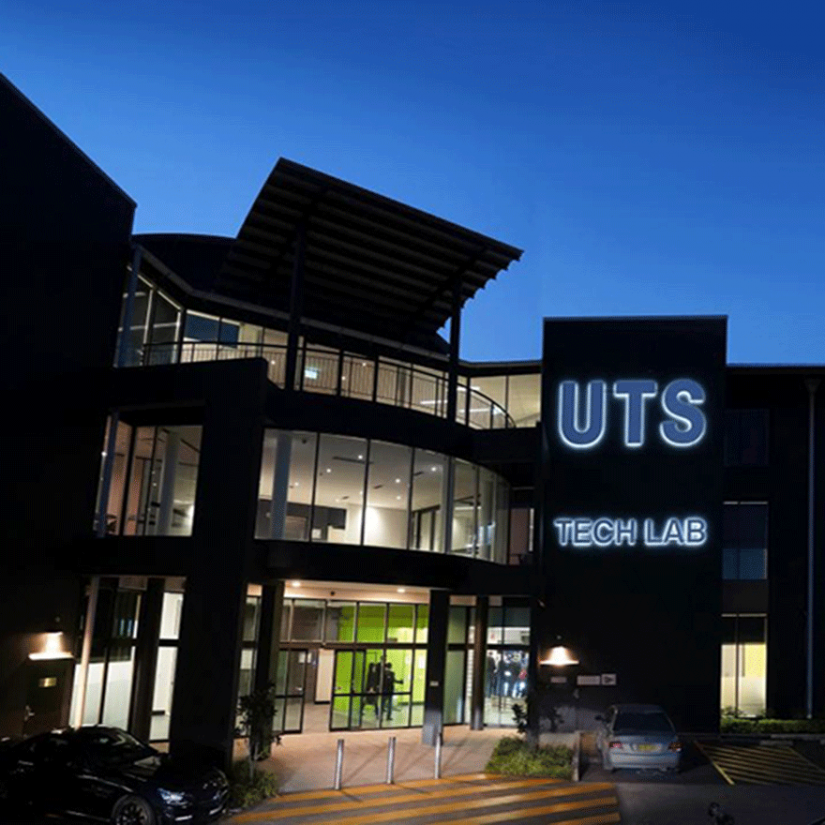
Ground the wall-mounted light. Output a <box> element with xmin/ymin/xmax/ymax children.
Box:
<box><xmin>539</xmin><ymin>635</ymin><xmax>579</xmax><ymax>667</ymax></box>
<box><xmin>29</xmin><ymin>617</ymin><xmax>73</xmax><ymax>661</ymax></box>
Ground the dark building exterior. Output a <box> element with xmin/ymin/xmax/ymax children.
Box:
<box><xmin>2</xmin><ymin>74</ymin><xmax>824</xmax><ymax>769</ymax></box>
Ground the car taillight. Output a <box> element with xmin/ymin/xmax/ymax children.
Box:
<box><xmin>668</xmin><ymin>740</ymin><xmax>682</xmax><ymax>752</ymax></box>
<box><xmin>609</xmin><ymin>741</ymin><xmax>624</xmax><ymax>749</ymax></box>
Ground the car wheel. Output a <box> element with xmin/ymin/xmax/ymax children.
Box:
<box><xmin>111</xmin><ymin>795</ymin><xmax>156</xmax><ymax>825</ymax></box>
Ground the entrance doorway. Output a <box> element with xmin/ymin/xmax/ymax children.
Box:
<box><xmin>329</xmin><ymin>648</ymin><xmax>423</xmax><ymax>730</ymax></box>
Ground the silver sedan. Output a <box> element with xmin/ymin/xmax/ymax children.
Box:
<box><xmin>596</xmin><ymin>704</ymin><xmax>682</xmax><ymax>772</ymax></box>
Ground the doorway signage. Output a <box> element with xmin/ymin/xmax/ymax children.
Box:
<box><xmin>557</xmin><ymin>378</ymin><xmax>707</xmax><ymax>449</ymax></box>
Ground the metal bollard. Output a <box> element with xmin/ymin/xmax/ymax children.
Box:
<box><xmin>386</xmin><ymin>736</ymin><xmax>396</xmax><ymax>784</ymax></box>
<box><xmin>434</xmin><ymin>730</ymin><xmax>442</xmax><ymax>779</ymax></box>
<box><xmin>334</xmin><ymin>738</ymin><xmax>344</xmax><ymax>790</ymax></box>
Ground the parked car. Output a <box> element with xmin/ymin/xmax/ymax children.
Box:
<box><xmin>596</xmin><ymin>704</ymin><xmax>682</xmax><ymax>772</ymax></box>
<box><xmin>0</xmin><ymin>726</ymin><xmax>228</xmax><ymax>824</ymax></box>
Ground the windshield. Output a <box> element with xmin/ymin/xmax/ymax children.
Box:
<box><xmin>613</xmin><ymin>712</ymin><xmax>674</xmax><ymax>734</ymax></box>
<box><xmin>75</xmin><ymin>729</ymin><xmax>155</xmax><ymax>766</ymax></box>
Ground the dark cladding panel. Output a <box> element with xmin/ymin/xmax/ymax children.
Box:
<box><xmin>538</xmin><ymin>317</ymin><xmax>727</xmax><ymax>731</ymax></box>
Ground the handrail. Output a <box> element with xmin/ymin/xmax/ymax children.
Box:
<box><xmin>133</xmin><ymin>341</ymin><xmax>515</xmax><ymax>429</ymax></box>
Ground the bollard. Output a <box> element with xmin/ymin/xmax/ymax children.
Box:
<box><xmin>434</xmin><ymin>730</ymin><xmax>443</xmax><ymax>779</ymax></box>
<box><xmin>334</xmin><ymin>738</ymin><xmax>344</xmax><ymax>790</ymax></box>
<box><xmin>386</xmin><ymin>736</ymin><xmax>396</xmax><ymax>784</ymax></box>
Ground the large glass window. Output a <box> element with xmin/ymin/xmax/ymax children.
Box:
<box><xmin>364</xmin><ymin>441</ymin><xmax>411</xmax><ymax>549</ymax></box>
<box><xmin>451</xmin><ymin>461</ymin><xmax>478</xmax><ymax>556</ymax></box>
<box><xmin>255</xmin><ymin>431</ymin><xmax>510</xmax><ymax>562</ymax></box>
<box><xmin>313</xmin><ymin>435</ymin><xmax>367</xmax><ymax>544</ymax></box>
<box><xmin>723</xmin><ymin>503</ymin><xmax>768</xmax><ymax>580</ymax></box>
<box><xmin>410</xmin><ymin>450</ymin><xmax>446</xmax><ymax>553</ymax></box>
<box><xmin>721</xmin><ymin>615</ymin><xmax>767</xmax><ymax>717</ymax></box>
<box><xmin>257</xmin><ymin>432</ymin><xmax>317</xmax><ymax>540</ymax></box>
<box><xmin>118</xmin><ymin>425</ymin><xmax>201</xmax><ymax>537</ymax></box>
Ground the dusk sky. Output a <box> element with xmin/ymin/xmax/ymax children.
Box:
<box><xmin>4</xmin><ymin>1</ymin><xmax>823</xmax><ymax>363</ymax></box>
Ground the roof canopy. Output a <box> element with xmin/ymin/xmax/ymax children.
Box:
<box><xmin>217</xmin><ymin>159</ymin><xmax>522</xmax><ymax>348</ymax></box>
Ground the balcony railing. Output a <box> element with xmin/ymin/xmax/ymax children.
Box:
<box><xmin>137</xmin><ymin>341</ymin><xmax>513</xmax><ymax>429</ymax></box>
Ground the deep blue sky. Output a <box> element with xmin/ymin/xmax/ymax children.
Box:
<box><xmin>4</xmin><ymin>1</ymin><xmax>824</xmax><ymax>363</ymax></box>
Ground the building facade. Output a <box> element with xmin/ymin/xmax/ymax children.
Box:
<box><xmin>2</xmin><ymin>75</ymin><xmax>824</xmax><ymax>768</ymax></box>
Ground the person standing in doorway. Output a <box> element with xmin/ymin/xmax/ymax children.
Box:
<box><xmin>382</xmin><ymin>662</ymin><xmax>403</xmax><ymax>721</ymax></box>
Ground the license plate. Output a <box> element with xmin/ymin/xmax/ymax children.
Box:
<box><xmin>636</xmin><ymin>744</ymin><xmax>658</xmax><ymax>752</ymax></box>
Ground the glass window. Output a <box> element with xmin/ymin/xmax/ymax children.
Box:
<box><xmin>415</xmin><ymin>605</ymin><xmax>429</xmax><ymax>645</ymax></box>
<box><xmin>262</xmin><ymin>329</ymin><xmax>288</xmax><ymax>387</ymax></box>
<box><xmin>506</xmin><ymin>373</ymin><xmax>541</xmax><ymax>428</ymax></box>
<box><xmin>325</xmin><ymin>602</ymin><xmax>356</xmax><ymax>643</ymax></box>
<box><xmin>159</xmin><ymin>592</ymin><xmax>183</xmax><ymax>640</ymax></box>
<box><xmin>291</xmin><ymin>600</ymin><xmax>325</xmax><ymax>642</ymax></box>
<box><xmin>451</xmin><ymin>460</ymin><xmax>477</xmax><ymax>556</ymax></box>
<box><xmin>723</xmin><ymin>503</ymin><xmax>768</xmax><ymax>580</ymax></box>
<box><xmin>146</xmin><ymin>291</ymin><xmax>180</xmax><ymax>365</ymax></box>
<box><xmin>96</xmin><ymin>419</ymin><xmax>133</xmax><ymax>536</ymax></box>
<box><xmin>125</xmin><ymin>425</ymin><xmax>201</xmax><ymax>537</ymax></box>
<box><xmin>182</xmin><ymin>312</ymin><xmax>220</xmax><ymax>364</ymax></box>
<box><xmin>243</xmin><ymin>596</ymin><xmax>260</xmax><ymax>643</ymax></box>
<box><xmin>301</xmin><ymin>345</ymin><xmax>339</xmax><ymax>394</ymax></box>
<box><xmin>721</xmin><ymin>615</ymin><xmax>767</xmax><ymax>717</ymax></box>
<box><xmin>477</xmin><ymin>468</ymin><xmax>496</xmax><ymax>561</ymax></box>
<box><xmin>313</xmin><ymin>435</ymin><xmax>367</xmax><ymax>544</ymax></box>
<box><xmin>356</xmin><ymin>604</ymin><xmax>386</xmax><ymax>644</ymax></box>
<box><xmin>111</xmin><ymin>591</ymin><xmax>141</xmax><ymax>639</ymax></box>
<box><xmin>725</xmin><ymin>410</ymin><xmax>769</xmax><ymax>467</ymax></box>
<box><xmin>341</xmin><ymin>353</ymin><xmax>375</xmax><ymax>401</ymax></box>
<box><xmin>100</xmin><ymin>645</ymin><xmax>136</xmax><ymax>730</ymax></box>
<box><xmin>257</xmin><ymin>432</ymin><xmax>317</xmax><ymax>541</ymax></box>
<box><xmin>387</xmin><ymin>605</ymin><xmax>415</xmax><ymax>644</ymax></box>
<box><xmin>150</xmin><ymin>647</ymin><xmax>177</xmax><ymax>741</ymax></box>
<box><xmin>448</xmin><ymin>606</ymin><xmax>469</xmax><ymax>645</ymax></box>
<box><xmin>122</xmin><ymin>276</ymin><xmax>152</xmax><ymax>367</ymax></box>
<box><xmin>364</xmin><ymin>441</ymin><xmax>411</xmax><ymax>549</ymax></box>
<box><xmin>410</xmin><ymin>450</ymin><xmax>445</xmax><ymax>552</ymax></box>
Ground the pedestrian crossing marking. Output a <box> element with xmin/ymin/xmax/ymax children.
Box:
<box><xmin>230</xmin><ymin>779</ymin><xmax>621</xmax><ymax>824</ymax></box>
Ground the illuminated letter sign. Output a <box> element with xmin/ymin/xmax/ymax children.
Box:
<box><xmin>557</xmin><ymin>378</ymin><xmax>706</xmax><ymax>449</ymax></box>
<box><xmin>552</xmin><ymin>516</ymin><xmax>708</xmax><ymax>549</ymax></box>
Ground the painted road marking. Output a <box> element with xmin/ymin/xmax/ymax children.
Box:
<box><xmin>232</xmin><ymin>779</ymin><xmax>613</xmax><ymax>822</ymax></box>
<box><xmin>697</xmin><ymin>742</ymin><xmax>825</xmax><ymax>786</ymax></box>
<box><xmin>230</xmin><ymin>780</ymin><xmax>620</xmax><ymax>824</ymax></box>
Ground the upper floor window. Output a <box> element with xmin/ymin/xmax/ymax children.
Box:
<box><xmin>256</xmin><ymin>430</ymin><xmax>511</xmax><ymax>562</ymax></box>
<box><xmin>725</xmin><ymin>409</ymin><xmax>768</xmax><ymax>467</ymax></box>
<box><xmin>96</xmin><ymin>421</ymin><xmax>201</xmax><ymax>537</ymax></box>
<box><xmin>723</xmin><ymin>502</ymin><xmax>768</xmax><ymax>580</ymax></box>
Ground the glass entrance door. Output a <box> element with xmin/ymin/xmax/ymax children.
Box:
<box><xmin>330</xmin><ymin>649</ymin><xmax>416</xmax><ymax>731</ymax></box>
<box><xmin>273</xmin><ymin>648</ymin><xmax>309</xmax><ymax>734</ymax></box>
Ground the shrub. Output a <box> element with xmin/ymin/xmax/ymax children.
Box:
<box><xmin>228</xmin><ymin>760</ymin><xmax>280</xmax><ymax>809</ymax></box>
<box><xmin>720</xmin><ymin>717</ymin><xmax>825</xmax><ymax>735</ymax></box>
<box><xmin>486</xmin><ymin>736</ymin><xmax>573</xmax><ymax>779</ymax></box>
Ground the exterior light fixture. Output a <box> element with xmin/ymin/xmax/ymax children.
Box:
<box><xmin>30</xmin><ymin>616</ymin><xmax>73</xmax><ymax>661</ymax></box>
<box><xmin>397</xmin><ymin>587</ymin><xmax>406</xmax><ymax>593</ymax></box>
<box><xmin>291</xmin><ymin>581</ymin><xmax>301</xmax><ymax>588</ymax></box>
<box><xmin>540</xmin><ymin>636</ymin><xmax>579</xmax><ymax>667</ymax></box>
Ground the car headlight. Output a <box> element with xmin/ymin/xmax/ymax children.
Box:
<box><xmin>158</xmin><ymin>788</ymin><xmax>191</xmax><ymax>807</ymax></box>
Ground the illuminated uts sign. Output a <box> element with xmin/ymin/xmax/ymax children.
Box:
<box><xmin>552</xmin><ymin>516</ymin><xmax>708</xmax><ymax>549</ymax></box>
<box><xmin>557</xmin><ymin>378</ymin><xmax>707</xmax><ymax>449</ymax></box>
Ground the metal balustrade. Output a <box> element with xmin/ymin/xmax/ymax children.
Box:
<box><xmin>134</xmin><ymin>342</ymin><xmax>514</xmax><ymax>429</ymax></box>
